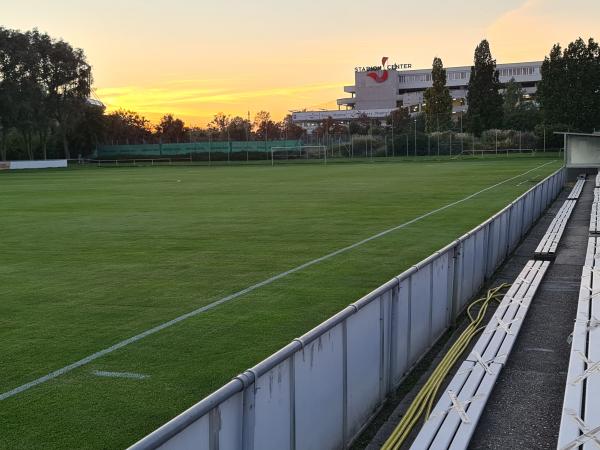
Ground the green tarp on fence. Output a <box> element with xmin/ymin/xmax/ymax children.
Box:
<box><xmin>96</xmin><ymin>140</ymin><xmax>302</xmax><ymax>158</ymax></box>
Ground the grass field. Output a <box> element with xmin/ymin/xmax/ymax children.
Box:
<box><xmin>0</xmin><ymin>155</ymin><xmax>562</xmax><ymax>449</ymax></box>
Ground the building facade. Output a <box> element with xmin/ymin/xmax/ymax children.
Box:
<box><xmin>292</xmin><ymin>60</ymin><xmax>542</xmax><ymax>132</ymax></box>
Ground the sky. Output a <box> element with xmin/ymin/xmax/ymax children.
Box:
<box><xmin>2</xmin><ymin>0</ymin><xmax>599</xmax><ymax>126</ymax></box>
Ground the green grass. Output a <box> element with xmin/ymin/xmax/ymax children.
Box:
<box><xmin>0</xmin><ymin>155</ymin><xmax>561</xmax><ymax>449</ymax></box>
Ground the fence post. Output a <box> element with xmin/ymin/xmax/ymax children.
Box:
<box><xmin>451</xmin><ymin>242</ymin><xmax>463</xmax><ymax>323</ymax></box>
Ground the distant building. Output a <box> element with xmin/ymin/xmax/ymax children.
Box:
<box><xmin>292</xmin><ymin>60</ymin><xmax>542</xmax><ymax>132</ymax></box>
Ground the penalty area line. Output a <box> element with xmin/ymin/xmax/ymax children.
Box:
<box><xmin>0</xmin><ymin>160</ymin><xmax>556</xmax><ymax>402</ymax></box>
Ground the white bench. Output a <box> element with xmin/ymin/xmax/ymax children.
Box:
<box><xmin>410</xmin><ymin>260</ymin><xmax>550</xmax><ymax>450</ymax></box>
<box><xmin>534</xmin><ymin>200</ymin><xmax>577</xmax><ymax>259</ymax></box>
<box><xmin>568</xmin><ymin>178</ymin><xmax>586</xmax><ymax>200</ymax></box>
<box><xmin>591</xmin><ymin>202</ymin><xmax>600</xmax><ymax>234</ymax></box>
<box><xmin>595</xmin><ymin>172</ymin><xmax>600</xmax><ymax>188</ymax></box>
<box><xmin>557</xmin><ymin>237</ymin><xmax>600</xmax><ymax>450</ymax></box>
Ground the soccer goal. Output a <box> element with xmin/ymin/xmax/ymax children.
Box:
<box><xmin>270</xmin><ymin>145</ymin><xmax>328</xmax><ymax>165</ymax></box>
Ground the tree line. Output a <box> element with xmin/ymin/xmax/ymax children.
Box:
<box><xmin>422</xmin><ymin>37</ymin><xmax>600</xmax><ymax>139</ymax></box>
<box><xmin>0</xmin><ymin>27</ymin><xmax>96</xmax><ymax>160</ymax></box>
<box><xmin>103</xmin><ymin>109</ymin><xmax>306</xmax><ymax>146</ymax></box>
<box><xmin>1</xmin><ymin>26</ymin><xmax>599</xmax><ymax>160</ymax></box>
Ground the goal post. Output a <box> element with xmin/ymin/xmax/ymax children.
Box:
<box><xmin>270</xmin><ymin>145</ymin><xmax>328</xmax><ymax>165</ymax></box>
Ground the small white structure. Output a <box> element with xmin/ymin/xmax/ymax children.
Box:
<box><xmin>0</xmin><ymin>160</ymin><xmax>68</xmax><ymax>170</ymax></box>
<box><xmin>560</xmin><ymin>132</ymin><xmax>600</xmax><ymax>180</ymax></box>
<box><xmin>561</xmin><ymin>132</ymin><xmax>600</xmax><ymax>168</ymax></box>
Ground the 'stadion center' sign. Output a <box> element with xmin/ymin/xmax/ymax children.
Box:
<box><xmin>355</xmin><ymin>56</ymin><xmax>412</xmax><ymax>72</ymax></box>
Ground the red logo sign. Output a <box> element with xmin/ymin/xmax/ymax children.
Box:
<box><xmin>366</xmin><ymin>57</ymin><xmax>389</xmax><ymax>83</ymax></box>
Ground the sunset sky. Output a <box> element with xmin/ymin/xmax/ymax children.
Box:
<box><xmin>3</xmin><ymin>0</ymin><xmax>599</xmax><ymax>126</ymax></box>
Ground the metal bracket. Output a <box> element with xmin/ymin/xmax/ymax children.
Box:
<box><xmin>581</xmin><ymin>285</ymin><xmax>600</xmax><ymax>302</ymax></box>
<box><xmin>459</xmin><ymin>352</ymin><xmax>506</xmax><ymax>376</ymax></box>
<box><xmin>574</xmin><ymin>313</ymin><xmax>600</xmax><ymax>332</ymax></box>
<box><xmin>429</xmin><ymin>391</ymin><xmax>483</xmax><ymax>424</ymax></box>
<box><xmin>484</xmin><ymin>316</ymin><xmax>521</xmax><ymax>335</ymax></box>
<box><xmin>560</xmin><ymin>409</ymin><xmax>600</xmax><ymax>450</ymax></box>
<box><xmin>569</xmin><ymin>351</ymin><xmax>600</xmax><ymax>385</ymax></box>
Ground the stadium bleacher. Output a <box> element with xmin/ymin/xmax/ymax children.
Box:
<box><xmin>534</xmin><ymin>200</ymin><xmax>577</xmax><ymax>259</ymax></box>
<box><xmin>557</xmin><ymin>174</ymin><xmax>600</xmax><ymax>450</ymax></box>
<box><xmin>410</xmin><ymin>260</ymin><xmax>549</xmax><ymax>450</ymax></box>
<box><xmin>567</xmin><ymin>178</ymin><xmax>586</xmax><ymax>200</ymax></box>
<box><xmin>409</xmin><ymin>176</ymin><xmax>587</xmax><ymax>450</ymax></box>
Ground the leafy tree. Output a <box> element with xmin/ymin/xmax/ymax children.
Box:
<box><xmin>538</xmin><ymin>38</ymin><xmax>600</xmax><ymax>131</ymax></box>
<box><xmin>504</xmin><ymin>103</ymin><xmax>541</xmax><ymax>131</ymax></box>
<box><xmin>466</xmin><ymin>40</ymin><xmax>503</xmax><ymax>135</ymax></box>
<box><xmin>155</xmin><ymin>114</ymin><xmax>188</xmax><ymax>143</ymax></box>
<box><xmin>501</xmin><ymin>78</ymin><xmax>540</xmax><ymax>131</ymax></box>
<box><xmin>44</xmin><ymin>37</ymin><xmax>92</xmax><ymax>158</ymax></box>
<box><xmin>253</xmin><ymin>111</ymin><xmax>279</xmax><ymax>140</ymax></box>
<box><xmin>349</xmin><ymin>114</ymin><xmax>371</xmax><ymax>135</ymax></box>
<box><xmin>423</xmin><ymin>57</ymin><xmax>452</xmax><ymax>132</ymax></box>
<box><xmin>503</xmin><ymin>79</ymin><xmax>523</xmax><ymax>115</ymax></box>
<box><xmin>104</xmin><ymin>109</ymin><xmax>153</xmax><ymax>144</ymax></box>
<box><xmin>208</xmin><ymin>112</ymin><xmax>230</xmax><ymax>139</ymax></box>
<box><xmin>279</xmin><ymin>114</ymin><xmax>305</xmax><ymax>139</ymax></box>
<box><xmin>227</xmin><ymin>116</ymin><xmax>251</xmax><ymax>140</ymax></box>
<box><xmin>70</xmin><ymin>102</ymin><xmax>105</xmax><ymax>156</ymax></box>
<box><xmin>386</xmin><ymin>108</ymin><xmax>411</xmax><ymax>133</ymax></box>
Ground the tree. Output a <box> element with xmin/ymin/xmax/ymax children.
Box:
<box><xmin>423</xmin><ymin>57</ymin><xmax>452</xmax><ymax>132</ymax></box>
<box><xmin>44</xmin><ymin>37</ymin><xmax>92</xmax><ymax>158</ymax></box>
<box><xmin>466</xmin><ymin>40</ymin><xmax>503</xmax><ymax>135</ymax></box>
<box><xmin>70</xmin><ymin>102</ymin><xmax>105</xmax><ymax>156</ymax></box>
<box><xmin>279</xmin><ymin>114</ymin><xmax>305</xmax><ymax>140</ymax></box>
<box><xmin>386</xmin><ymin>108</ymin><xmax>411</xmax><ymax>134</ymax></box>
<box><xmin>208</xmin><ymin>112</ymin><xmax>230</xmax><ymax>139</ymax></box>
<box><xmin>0</xmin><ymin>28</ymin><xmax>25</xmax><ymax>160</ymax></box>
<box><xmin>503</xmin><ymin>79</ymin><xmax>523</xmax><ymax>115</ymax></box>
<box><xmin>155</xmin><ymin>114</ymin><xmax>188</xmax><ymax>143</ymax></box>
<box><xmin>538</xmin><ymin>37</ymin><xmax>600</xmax><ymax>131</ymax></box>
<box><xmin>502</xmin><ymin>79</ymin><xmax>540</xmax><ymax>131</ymax></box>
<box><xmin>253</xmin><ymin>111</ymin><xmax>279</xmax><ymax>140</ymax></box>
<box><xmin>226</xmin><ymin>116</ymin><xmax>251</xmax><ymax>140</ymax></box>
<box><xmin>104</xmin><ymin>109</ymin><xmax>153</xmax><ymax>144</ymax></box>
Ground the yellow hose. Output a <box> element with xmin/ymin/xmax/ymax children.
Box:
<box><xmin>380</xmin><ymin>283</ymin><xmax>510</xmax><ymax>450</ymax></box>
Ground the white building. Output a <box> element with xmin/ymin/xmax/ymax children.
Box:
<box><xmin>292</xmin><ymin>59</ymin><xmax>542</xmax><ymax>132</ymax></box>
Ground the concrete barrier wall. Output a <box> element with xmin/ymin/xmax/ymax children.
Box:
<box><xmin>129</xmin><ymin>167</ymin><xmax>566</xmax><ymax>450</ymax></box>
<box><xmin>4</xmin><ymin>160</ymin><xmax>68</xmax><ymax>170</ymax></box>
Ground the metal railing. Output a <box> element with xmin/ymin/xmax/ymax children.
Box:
<box><xmin>129</xmin><ymin>167</ymin><xmax>566</xmax><ymax>450</ymax></box>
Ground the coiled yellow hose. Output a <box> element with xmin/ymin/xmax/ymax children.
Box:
<box><xmin>380</xmin><ymin>283</ymin><xmax>510</xmax><ymax>450</ymax></box>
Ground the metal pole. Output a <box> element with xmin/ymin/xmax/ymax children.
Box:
<box><xmin>385</xmin><ymin>134</ymin><xmax>388</xmax><ymax>157</ymax></box>
<box><xmin>543</xmin><ymin>126</ymin><xmax>546</xmax><ymax>152</ymax></box>
<box><xmin>519</xmin><ymin>131</ymin><xmax>522</xmax><ymax>152</ymax></box>
<box><xmin>428</xmin><ymin>134</ymin><xmax>430</xmax><ymax>156</ymax></box>
<box><xmin>414</xmin><ymin>119</ymin><xmax>417</xmax><ymax>158</ymax></box>
<box><xmin>406</xmin><ymin>135</ymin><xmax>409</xmax><ymax>158</ymax></box>
<box><xmin>391</xmin><ymin>114</ymin><xmax>395</xmax><ymax>157</ymax></box>
<box><xmin>495</xmin><ymin>130</ymin><xmax>498</xmax><ymax>154</ymax></box>
<box><xmin>449</xmin><ymin>132</ymin><xmax>452</xmax><ymax>157</ymax></box>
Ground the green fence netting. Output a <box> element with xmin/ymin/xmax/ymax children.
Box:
<box><xmin>96</xmin><ymin>140</ymin><xmax>302</xmax><ymax>158</ymax></box>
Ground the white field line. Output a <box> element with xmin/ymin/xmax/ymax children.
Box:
<box><xmin>92</xmin><ymin>370</ymin><xmax>149</xmax><ymax>380</ymax></box>
<box><xmin>0</xmin><ymin>160</ymin><xmax>557</xmax><ymax>401</ymax></box>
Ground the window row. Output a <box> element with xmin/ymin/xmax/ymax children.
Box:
<box><xmin>499</xmin><ymin>66</ymin><xmax>537</xmax><ymax>77</ymax></box>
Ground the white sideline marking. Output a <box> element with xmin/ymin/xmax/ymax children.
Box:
<box><xmin>0</xmin><ymin>161</ymin><xmax>556</xmax><ymax>401</ymax></box>
<box><xmin>92</xmin><ymin>370</ymin><xmax>149</xmax><ymax>380</ymax></box>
